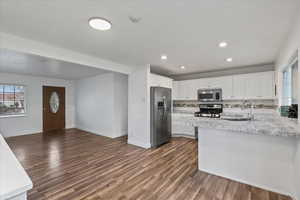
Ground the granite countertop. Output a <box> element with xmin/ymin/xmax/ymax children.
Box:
<box><xmin>172</xmin><ymin>109</ymin><xmax>300</xmax><ymax>137</ymax></box>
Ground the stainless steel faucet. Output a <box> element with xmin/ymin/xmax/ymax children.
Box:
<box><xmin>241</xmin><ymin>99</ymin><xmax>254</xmax><ymax>120</ymax></box>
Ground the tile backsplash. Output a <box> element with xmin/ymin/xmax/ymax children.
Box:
<box><xmin>279</xmin><ymin>106</ymin><xmax>290</xmax><ymax>117</ymax></box>
<box><xmin>173</xmin><ymin>99</ymin><xmax>277</xmax><ymax>109</ymax></box>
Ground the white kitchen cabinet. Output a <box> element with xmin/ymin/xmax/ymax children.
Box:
<box><xmin>259</xmin><ymin>72</ymin><xmax>275</xmax><ymax>99</ymax></box>
<box><xmin>244</xmin><ymin>72</ymin><xmax>274</xmax><ymax>99</ymax></box>
<box><xmin>149</xmin><ymin>73</ymin><xmax>173</xmax><ymax>88</ymax></box>
<box><xmin>177</xmin><ymin>80</ymin><xmax>197</xmax><ymax>100</ymax></box>
<box><xmin>245</xmin><ymin>73</ymin><xmax>261</xmax><ymax>99</ymax></box>
<box><xmin>173</xmin><ymin>81</ymin><xmax>185</xmax><ymax>100</ymax></box>
<box><xmin>188</xmin><ymin>79</ymin><xmax>198</xmax><ymax>100</ymax></box>
<box><xmin>173</xmin><ymin>71</ymin><xmax>275</xmax><ymax>101</ymax></box>
<box><xmin>172</xmin><ymin>81</ymin><xmax>179</xmax><ymax>100</ymax></box>
<box><xmin>208</xmin><ymin>76</ymin><xmax>233</xmax><ymax>100</ymax></box>
<box><xmin>232</xmin><ymin>74</ymin><xmax>247</xmax><ymax>99</ymax></box>
<box><xmin>195</xmin><ymin>78</ymin><xmax>210</xmax><ymax>89</ymax></box>
<box><xmin>233</xmin><ymin>72</ymin><xmax>275</xmax><ymax>100</ymax></box>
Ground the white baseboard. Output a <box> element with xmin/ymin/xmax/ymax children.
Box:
<box><xmin>113</xmin><ymin>130</ymin><xmax>128</xmax><ymax>138</ymax></box>
<box><xmin>127</xmin><ymin>137</ymin><xmax>151</xmax><ymax>149</ymax></box>
<box><xmin>172</xmin><ymin>133</ymin><xmax>196</xmax><ymax>139</ymax></box>
<box><xmin>75</xmin><ymin>126</ymin><xmax>129</xmax><ymax>139</ymax></box>
<box><xmin>76</xmin><ymin>127</ymin><xmax>114</xmax><ymax>138</ymax></box>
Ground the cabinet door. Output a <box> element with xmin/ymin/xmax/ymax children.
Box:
<box><xmin>194</xmin><ymin>78</ymin><xmax>209</xmax><ymax>89</ymax></box>
<box><xmin>222</xmin><ymin>77</ymin><xmax>233</xmax><ymax>100</ymax></box>
<box><xmin>245</xmin><ymin>72</ymin><xmax>275</xmax><ymax>99</ymax></box>
<box><xmin>163</xmin><ymin>77</ymin><xmax>173</xmax><ymax>88</ymax></box>
<box><xmin>180</xmin><ymin>80</ymin><xmax>196</xmax><ymax>100</ymax></box>
<box><xmin>232</xmin><ymin>74</ymin><xmax>247</xmax><ymax>99</ymax></box>
<box><xmin>149</xmin><ymin>74</ymin><xmax>172</xmax><ymax>88</ymax></box>
<box><xmin>178</xmin><ymin>81</ymin><xmax>188</xmax><ymax>100</ymax></box>
<box><xmin>187</xmin><ymin>79</ymin><xmax>198</xmax><ymax>100</ymax></box>
<box><xmin>172</xmin><ymin>81</ymin><xmax>179</xmax><ymax>100</ymax></box>
<box><xmin>245</xmin><ymin>72</ymin><xmax>274</xmax><ymax>99</ymax></box>
<box><xmin>245</xmin><ymin>73</ymin><xmax>260</xmax><ymax>99</ymax></box>
<box><xmin>175</xmin><ymin>80</ymin><xmax>198</xmax><ymax>100</ymax></box>
<box><xmin>208</xmin><ymin>76</ymin><xmax>233</xmax><ymax>100</ymax></box>
<box><xmin>260</xmin><ymin>72</ymin><xmax>274</xmax><ymax>99</ymax></box>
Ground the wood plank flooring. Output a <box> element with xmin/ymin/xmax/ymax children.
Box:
<box><xmin>6</xmin><ymin>129</ymin><xmax>291</xmax><ymax>200</ymax></box>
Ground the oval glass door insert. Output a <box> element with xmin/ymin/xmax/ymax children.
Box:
<box><xmin>49</xmin><ymin>92</ymin><xmax>60</xmax><ymax>113</ymax></box>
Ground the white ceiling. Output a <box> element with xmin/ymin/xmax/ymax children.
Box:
<box><xmin>0</xmin><ymin>0</ymin><xmax>299</xmax><ymax>75</ymax></box>
<box><xmin>0</xmin><ymin>49</ymin><xmax>109</xmax><ymax>80</ymax></box>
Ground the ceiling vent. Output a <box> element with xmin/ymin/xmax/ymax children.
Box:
<box><xmin>129</xmin><ymin>16</ymin><xmax>141</xmax><ymax>23</ymax></box>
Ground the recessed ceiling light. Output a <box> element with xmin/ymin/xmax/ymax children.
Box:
<box><xmin>89</xmin><ymin>17</ymin><xmax>112</xmax><ymax>31</ymax></box>
<box><xmin>180</xmin><ymin>65</ymin><xmax>185</xmax><ymax>69</ymax></box>
<box><xmin>219</xmin><ymin>42</ymin><xmax>228</xmax><ymax>48</ymax></box>
<box><xmin>226</xmin><ymin>57</ymin><xmax>233</xmax><ymax>62</ymax></box>
<box><xmin>161</xmin><ymin>55</ymin><xmax>167</xmax><ymax>60</ymax></box>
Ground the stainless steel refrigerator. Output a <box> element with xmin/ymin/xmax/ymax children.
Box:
<box><xmin>150</xmin><ymin>87</ymin><xmax>172</xmax><ymax>148</ymax></box>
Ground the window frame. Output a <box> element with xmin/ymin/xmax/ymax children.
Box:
<box><xmin>0</xmin><ymin>83</ymin><xmax>27</xmax><ymax>118</ymax></box>
<box><xmin>282</xmin><ymin>51</ymin><xmax>298</xmax><ymax>106</ymax></box>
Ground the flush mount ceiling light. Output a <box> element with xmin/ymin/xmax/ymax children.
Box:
<box><xmin>89</xmin><ymin>17</ymin><xmax>112</xmax><ymax>31</ymax></box>
<box><xmin>219</xmin><ymin>41</ymin><xmax>228</xmax><ymax>48</ymax></box>
<box><xmin>161</xmin><ymin>55</ymin><xmax>167</xmax><ymax>60</ymax></box>
<box><xmin>180</xmin><ymin>65</ymin><xmax>185</xmax><ymax>69</ymax></box>
<box><xmin>226</xmin><ymin>57</ymin><xmax>233</xmax><ymax>62</ymax></box>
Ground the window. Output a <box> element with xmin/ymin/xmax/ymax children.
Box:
<box><xmin>291</xmin><ymin>61</ymin><xmax>298</xmax><ymax>104</ymax></box>
<box><xmin>282</xmin><ymin>51</ymin><xmax>298</xmax><ymax>106</ymax></box>
<box><xmin>0</xmin><ymin>84</ymin><xmax>26</xmax><ymax>116</ymax></box>
<box><xmin>282</xmin><ymin>67</ymin><xmax>292</xmax><ymax>105</ymax></box>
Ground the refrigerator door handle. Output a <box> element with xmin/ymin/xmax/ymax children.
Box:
<box><xmin>163</xmin><ymin>98</ymin><xmax>167</xmax><ymax>114</ymax></box>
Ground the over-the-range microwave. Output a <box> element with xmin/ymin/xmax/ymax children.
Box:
<box><xmin>197</xmin><ymin>88</ymin><xmax>222</xmax><ymax>102</ymax></box>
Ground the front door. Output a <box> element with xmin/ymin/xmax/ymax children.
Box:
<box><xmin>43</xmin><ymin>86</ymin><xmax>65</xmax><ymax>132</ymax></box>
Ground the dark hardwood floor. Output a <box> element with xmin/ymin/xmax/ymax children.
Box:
<box><xmin>6</xmin><ymin>129</ymin><xmax>291</xmax><ymax>200</ymax></box>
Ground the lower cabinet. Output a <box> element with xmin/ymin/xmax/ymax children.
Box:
<box><xmin>172</xmin><ymin>114</ymin><xmax>196</xmax><ymax>137</ymax></box>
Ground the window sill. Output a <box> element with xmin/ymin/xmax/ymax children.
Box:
<box><xmin>0</xmin><ymin>114</ymin><xmax>27</xmax><ymax>119</ymax></box>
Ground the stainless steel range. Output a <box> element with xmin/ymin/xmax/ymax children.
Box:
<box><xmin>195</xmin><ymin>88</ymin><xmax>223</xmax><ymax>118</ymax></box>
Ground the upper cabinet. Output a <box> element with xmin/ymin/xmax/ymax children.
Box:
<box><xmin>149</xmin><ymin>73</ymin><xmax>173</xmax><ymax>89</ymax></box>
<box><xmin>174</xmin><ymin>80</ymin><xmax>197</xmax><ymax>100</ymax></box>
<box><xmin>207</xmin><ymin>76</ymin><xmax>233</xmax><ymax>100</ymax></box>
<box><xmin>173</xmin><ymin>71</ymin><xmax>275</xmax><ymax>101</ymax></box>
<box><xmin>232</xmin><ymin>74</ymin><xmax>247</xmax><ymax>99</ymax></box>
<box><xmin>244</xmin><ymin>72</ymin><xmax>275</xmax><ymax>99</ymax></box>
<box><xmin>172</xmin><ymin>81</ymin><xmax>179</xmax><ymax>100</ymax></box>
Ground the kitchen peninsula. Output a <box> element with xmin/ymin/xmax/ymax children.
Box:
<box><xmin>173</xmin><ymin>109</ymin><xmax>300</xmax><ymax>196</ymax></box>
